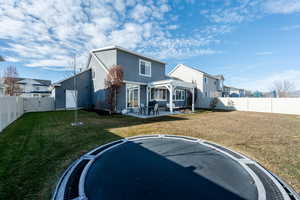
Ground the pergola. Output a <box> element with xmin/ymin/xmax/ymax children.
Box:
<box><xmin>147</xmin><ymin>79</ymin><xmax>196</xmax><ymax>113</ymax></box>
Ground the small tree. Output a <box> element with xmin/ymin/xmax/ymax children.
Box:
<box><xmin>3</xmin><ymin>66</ymin><xmax>21</xmax><ymax>96</ymax></box>
<box><xmin>209</xmin><ymin>97</ymin><xmax>219</xmax><ymax>110</ymax></box>
<box><xmin>104</xmin><ymin>65</ymin><xmax>123</xmax><ymax>112</ymax></box>
<box><xmin>271</xmin><ymin>80</ymin><xmax>295</xmax><ymax>97</ymax></box>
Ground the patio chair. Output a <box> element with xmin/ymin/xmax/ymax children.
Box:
<box><xmin>139</xmin><ymin>104</ymin><xmax>146</xmax><ymax>115</ymax></box>
<box><xmin>153</xmin><ymin>103</ymin><xmax>159</xmax><ymax>115</ymax></box>
<box><xmin>148</xmin><ymin>100</ymin><xmax>157</xmax><ymax>115</ymax></box>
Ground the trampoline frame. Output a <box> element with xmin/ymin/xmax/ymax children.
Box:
<box><xmin>52</xmin><ymin>134</ymin><xmax>300</xmax><ymax>200</ymax></box>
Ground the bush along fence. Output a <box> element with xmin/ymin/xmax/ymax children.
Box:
<box><xmin>0</xmin><ymin>97</ymin><xmax>55</xmax><ymax>132</ymax></box>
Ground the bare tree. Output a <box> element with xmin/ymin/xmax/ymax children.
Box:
<box><xmin>3</xmin><ymin>66</ymin><xmax>21</xmax><ymax>96</ymax></box>
<box><xmin>104</xmin><ymin>65</ymin><xmax>124</xmax><ymax>112</ymax></box>
<box><xmin>272</xmin><ymin>80</ymin><xmax>295</xmax><ymax>97</ymax></box>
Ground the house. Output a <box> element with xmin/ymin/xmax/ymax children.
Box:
<box><xmin>222</xmin><ymin>85</ymin><xmax>245</xmax><ymax>97</ymax></box>
<box><xmin>168</xmin><ymin>64</ymin><xmax>224</xmax><ymax>108</ymax></box>
<box><xmin>52</xmin><ymin>46</ymin><xmax>196</xmax><ymax>115</ymax></box>
<box><xmin>14</xmin><ymin>78</ymin><xmax>51</xmax><ymax>97</ymax></box>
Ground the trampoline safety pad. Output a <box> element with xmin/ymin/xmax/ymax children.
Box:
<box><xmin>52</xmin><ymin>135</ymin><xmax>300</xmax><ymax>200</ymax></box>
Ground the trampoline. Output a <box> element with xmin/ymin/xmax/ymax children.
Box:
<box><xmin>52</xmin><ymin>135</ymin><xmax>299</xmax><ymax>200</ymax></box>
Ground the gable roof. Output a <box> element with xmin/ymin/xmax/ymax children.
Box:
<box><xmin>54</xmin><ymin>68</ymin><xmax>91</xmax><ymax>85</ymax></box>
<box><xmin>90</xmin><ymin>45</ymin><xmax>166</xmax><ymax>64</ymax></box>
<box><xmin>9</xmin><ymin>78</ymin><xmax>51</xmax><ymax>86</ymax></box>
<box><xmin>17</xmin><ymin>78</ymin><xmax>44</xmax><ymax>85</ymax></box>
<box><xmin>224</xmin><ymin>85</ymin><xmax>244</xmax><ymax>91</ymax></box>
<box><xmin>169</xmin><ymin>64</ymin><xmax>224</xmax><ymax>80</ymax></box>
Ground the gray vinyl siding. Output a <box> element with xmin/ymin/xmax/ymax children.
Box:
<box><xmin>94</xmin><ymin>49</ymin><xmax>117</xmax><ymax>69</ymax></box>
<box><xmin>54</xmin><ymin>69</ymin><xmax>92</xmax><ymax>109</ymax></box>
<box><xmin>91</xmin><ymin>50</ymin><xmax>126</xmax><ymax>111</ymax></box>
<box><xmin>90</xmin><ymin>56</ymin><xmax>109</xmax><ymax>110</ymax></box>
<box><xmin>117</xmin><ymin>50</ymin><xmax>166</xmax><ymax>83</ymax></box>
<box><xmin>116</xmin><ymin>84</ymin><xmax>126</xmax><ymax>111</ymax></box>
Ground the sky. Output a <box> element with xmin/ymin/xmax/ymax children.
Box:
<box><xmin>0</xmin><ymin>0</ymin><xmax>300</xmax><ymax>91</ymax></box>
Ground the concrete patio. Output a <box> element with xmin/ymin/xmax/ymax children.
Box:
<box><xmin>125</xmin><ymin>110</ymin><xmax>184</xmax><ymax>118</ymax></box>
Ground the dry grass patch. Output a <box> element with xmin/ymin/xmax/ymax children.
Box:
<box><xmin>110</xmin><ymin>111</ymin><xmax>300</xmax><ymax>192</ymax></box>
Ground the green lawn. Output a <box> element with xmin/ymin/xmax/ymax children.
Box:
<box><xmin>0</xmin><ymin>110</ymin><xmax>299</xmax><ymax>199</ymax></box>
<box><xmin>0</xmin><ymin>110</ymin><xmax>177</xmax><ymax>199</ymax></box>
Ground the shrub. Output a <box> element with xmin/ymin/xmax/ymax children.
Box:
<box><xmin>209</xmin><ymin>97</ymin><xmax>219</xmax><ymax>110</ymax></box>
<box><xmin>104</xmin><ymin>65</ymin><xmax>123</xmax><ymax>112</ymax></box>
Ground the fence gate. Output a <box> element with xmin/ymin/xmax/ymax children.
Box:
<box><xmin>66</xmin><ymin>90</ymin><xmax>77</xmax><ymax>108</ymax></box>
<box><xmin>23</xmin><ymin>97</ymin><xmax>55</xmax><ymax>112</ymax></box>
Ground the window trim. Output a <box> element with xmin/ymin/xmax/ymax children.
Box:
<box><xmin>126</xmin><ymin>84</ymin><xmax>140</xmax><ymax>108</ymax></box>
<box><xmin>150</xmin><ymin>88</ymin><xmax>167</xmax><ymax>101</ymax></box>
<box><xmin>139</xmin><ymin>59</ymin><xmax>151</xmax><ymax>77</ymax></box>
<box><xmin>173</xmin><ymin>89</ymin><xmax>185</xmax><ymax>101</ymax></box>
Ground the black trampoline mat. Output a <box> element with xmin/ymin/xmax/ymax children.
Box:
<box><xmin>84</xmin><ymin>138</ymin><xmax>258</xmax><ymax>200</ymax></box>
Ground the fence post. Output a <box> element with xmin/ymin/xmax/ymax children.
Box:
<box><xmin>270</xmin><ymin>98</ymin><xmax>272</xmax><ymax>113</ymax></box>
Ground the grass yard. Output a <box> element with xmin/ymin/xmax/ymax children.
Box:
<box><xmin>0</xmin><ymin>110</ymin><xmax>299</xmax><ymax>199</ymax></box>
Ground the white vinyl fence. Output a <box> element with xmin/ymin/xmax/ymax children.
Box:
<box><xmin>23</xmin><ymin>97</ymin><xmax>55</xmax><ymax>112</ymax></box>
<box><xmin>0</xmin><ymin>96</ymin><xmax>24</xmax><ymax>132</ymax></box>
<box><xmin>0</xmin><ymin>97</ymin><xmax>55</xmax><ymax>132</ymax></box>
<box><xmin>200</xmin><ymin>97</ymin><xmax>300</xmax><ymax>115</ymax></box>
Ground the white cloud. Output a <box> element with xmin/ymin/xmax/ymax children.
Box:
<box><xmin>114</xmin><ymin>0</ymin><xmax>126</xmax><ymax>12</ymax></box>
<box><xmin>263</xmin><ymin>0</ymin><xmax>300</xmax><ymax>14</ymax></box>
<box><xmin>26</xmin><ymin>59</ymin><xmax>70</xmax><ymax>68</ymax></box>
<box><xmin>256</xmin><ymin>51</ymin><xmax>273</xmax><ymax>56</ymax></box>
<box><xmin>201</xmin><ymin>1</ymin><xmax>262</xmax><ymax>24</ymax></box>
<box><xmin>130</xmin><ymin>4</ymin><xmax>151</xmax><ymax>23</ymax></box>
<box><xmin>210</xmin><ymin>11</ymin><xmax>245</xmax><ymax>23</ymax></box>
<box><xmin>166</xmin><ymin>24</ymin><xmax>179</xmax><ymax>30</ymax></box>
<box><xmin>0</xmin><ymin>0</ymin><xmax>225</xmax><ymax>71</ymax></box>
<box><xmin>200</xmin><ymin>0</ymin><xmax>300</xmax><ymax>25</ymax></box>
<box><xmin>160</xmin><ymin>4</ymin><xmax>170</xmax><ymax>13</ymax></box>
<box><xmin>142</xmin><ymin>36</ymin><xmax>221</xmax><ymax>59</ymax></box>
<box><xmin>4</xmin><ymin>57</ymin><xmax>20</xmax><ymax>62</ymax></box>
<box><xmin>110</xmin><ymin>23</ymin><xmax>143</xmax><ymax>48</ymax></box>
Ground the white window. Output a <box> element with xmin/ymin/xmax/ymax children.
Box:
<box><xmin>139</xmin><ymin>59</ymin><xmax>151</xmax><ymax>77</ymax></box>
<box><xmin>173</xmin><ymin>89</ymin><xmax>185</xmax><ymax>101</ymax></box>
<box><xmin>150</xmin><ymin>88</ymin><xmax>167</xmax><ymax>101</ymax></box>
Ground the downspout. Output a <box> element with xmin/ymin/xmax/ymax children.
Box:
<box><xmin>115</xmin><ymin>88</ymin><xmax>117</xmax><ymax>112</ymax></box>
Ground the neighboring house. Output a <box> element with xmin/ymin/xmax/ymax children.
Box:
<box><xmin>222</xmin><ymin>85</ymin><xmax>245</xmax><ymax>97</ymax></box>
<box><xmin>168</xmin><ymin>64</ymin><xmax>224</xmax><ymax>108</ymax></box>
<box><xmin>14</xmin><ymin>78</ymin><xmax>51</xmax><ymax>97</ymax></box>
<box><xmin>52</xmin><ymin>46</ymin><xmax>196</xmax><ymax>113</ymax></box>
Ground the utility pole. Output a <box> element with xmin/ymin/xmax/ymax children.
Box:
<box><xmin>71</xmin><ymin>54</ymin><xmax>83</xmax><ymax>126</ymax></box>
